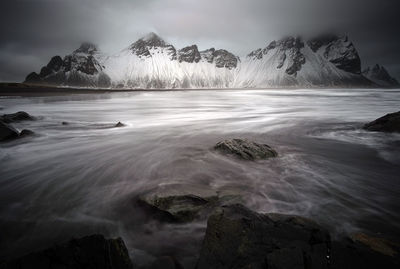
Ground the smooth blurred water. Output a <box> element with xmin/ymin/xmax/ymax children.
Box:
<box><xmin>0</xmin><ymin>88</ymin><xmax>399</xmax><ymax>266</ymax></box>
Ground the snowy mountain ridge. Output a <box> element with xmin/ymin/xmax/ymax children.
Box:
<box><xmin>24</xmin><ymin>32</ymin><xmax>396</xmax><ymax>88</ymax></box>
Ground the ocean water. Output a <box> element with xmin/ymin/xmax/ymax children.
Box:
<box><xmin>0</xmin><ymin>88</ymin><xmax>399</xmax><ymax>266</ymax></box>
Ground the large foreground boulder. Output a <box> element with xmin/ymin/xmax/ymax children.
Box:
<box><xmin>0</xmin><ymin>121</ymin><xmax>19</xmax><ymax>141</ymax></box>
<box><xmin>0</xmin><ymin>111</ymin><xmax>35</xmax><ymax>123</ymax></box>
<box><xmin>137</xmin><ymin>184</ymin><xmax>243</xmax><ymax>223</ymax></box>
<box><xmin>196</xmin><ymin>204</ymin><xmax>399</xmax><ymax>269</ymax></box>
<box><xmin>363</xmin><ymin>111</ymin><xmax>400</xmax><ymax>133</ymax></box>
<box><xmin>214</xmin><ymin>139</ymin><xmax>277</xmax><ymax>160</ymax></box>
<box><xmin>1</xmin><ymin>234</ymin><xmax>133</xmax><ymax>269</ymax></box>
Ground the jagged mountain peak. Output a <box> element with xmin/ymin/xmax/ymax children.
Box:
<box><xmin>74</xmin><ymin>42</ymin><xmax>98</xmax><ymax>55</ymax></box>
<box><xmin>128</xmin><ymin>32</ymin><xmax>176</xmax><ymax>58</ymax></box>
<box><xmin>178</xmin><ymin>45</ymin><xmax>201</xmax><ymax>63</ymax></box>
<box><xmin>363</xmin><ymin>64</ymin><xmax>399</xmax><ymax>87</ymax></box>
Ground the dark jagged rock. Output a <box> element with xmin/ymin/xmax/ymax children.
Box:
<box><xmin>213</xmin><ymin>49</ymin><xmax>238</xmax><ymax>69</ymax></box>
<box><xmin>0</xmin><ymin>121</ymin><xmax>19</xmax><ymax>141</ymax></box>
<box><xmin>0</xmin><ymin>111</ymin><xmax>35</xmax><ymax>123</ymax></box>
<box><xmin>19</xmin><ymin>129</ymin><xmax>34</xmax><ymax>137</ymax></box>
<box><xmin>196</xmin><ymin>204</ymin><xmax>331</xmax><ymax>269</ymax></box>
<box><xmin>196</xmin><ymin>204</ymin><xmax>399</xmax><ymax>269</ymax></box>
<box><xmin>1</xmin><ymin>234</ymin><xmax>133</xmax><ymax>269</ymax></box>
<box><xmin>363</xmin><ymin>111</ymin><xmax>400</xmax><ymax>133</ymax></box>
<box><xmin>308</xmin><ymin>34</ymin><xmax>361</xmax><ymax>74</ymax></box>
<box><xmin>24</xmin><ymin>43</ymin><xmax>111</xmax><ymax>87</ymax></box>
<box><xmin>178</xmin><ymin>45</ymin><xmax>201</xmax><ymax>63</ymax></box>
<box><xmin>200</xmin><ymin>48</ymin><xmax>216</xmax><ymax>63</ymax></box>
<box><xmin>362</xmin><ymin>64</ymin><xmax>399</xmax><ymax>87</ymax></box>
<box><xmin>136</xmin><ymin>184</ymin><xmax>243</xmax><ymax>223</ymax></box>
<box><xmin>115</xmin><ymin>121</ymin><xmax>126</xmax><ymax>127</ymax></box>
<box><xmin>214</xmin><ymin>139</ymin><xmax>277</xmax><ymax>161</ymax></box>
<box><xmin>129</xmin><ymin>32</ymin><xmax>177</xmax><ymax>60</ymax></box>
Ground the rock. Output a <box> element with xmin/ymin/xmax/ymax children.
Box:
<box><xmin>115</xmin><ymin>121</ymin><xmax>126</xmax><ymax>127</ymax></box>
<box><xmin>62</xmin><ymin>121</ymin><xmax>69</xmax><ymax>125</ymax></box>
<box><xmin>214</xmin><ymin>139</ymin><xmax>277</xmax><ymax>160</ymax></box>
<box><xmin>196</xmin><ymin>204</ymin><xmax>400</xmax><ymax>269</ymax></box>
<box><xmin>0</xmin><ymin>121</ymin><xmax>19</xmax><ymax>141</ymax></box>
<box><xmin>19</xmin><ymin>129</ymin><xmax>34</xmax><ymax>137</ymax></box>
<box><xmin>178</xmin><ymin>45</ymin><xmax>201</xmax><ymax>63</ymax></box>
<box><xmin>351</xmin><ymin>233</ymin><xmax>398</xmax><ymax>257</ymax></box>
<box><xmin>196</xmin><ymin>204</ymin><xmax>331</xmax><ymax>269</ymax></box>
<box><xmin>1</xmin><ymin>234</ymin><xmax>133</xmax><ymax>269</ymax></box>
<box><xmin>363</xmin><ymin>111</ymin><xmax>400</xmax><ymax>133</ymax></box>
<box><xmin>0</xmin><ymin>111</ymin><xmax>35</xmax><ymax>123</ymax></box>
<box><xmin>137</xmin><ymin>184</ymin><xmax>220</xmax><ymax>223</ymax></box>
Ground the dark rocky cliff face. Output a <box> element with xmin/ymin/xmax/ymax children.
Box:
<box><xmin>129</xmin><ymin>32</ymin><xmax>177</xmax><ymax>60</ymax></box>
<box><xmin>24</xmin><ymin>43</ymin><xmax>111</xmax><ymax>87</ymax></box>
<box><xmin>178</xmin><ymin>45</ymin><xmax>201</xmax><ymax>63</ymax></box>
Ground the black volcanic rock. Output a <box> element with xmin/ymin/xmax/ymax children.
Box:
<box><xmin>362</xmin><ymin>64</ymin><xmax>399</xmax><ymax>87</ymax></box>
<box><xmin>129</xmin><ymin>32</ymin><xmax>177</xmax><ymax>60</ymax></box>
<box><xmin>0</xmin><ymin>111</ymin><xmax>35</xmax><ymax>123</ymax></box>
<box><xmin>214</xmin><ymin>139</ymin><xmax>277</xmax><ymax>160</ymax></box>
<box><xmin>308</xmin><ymin>34</ymin><xmax>361</xmax><ymax>74</ymax></box>
<box><xmin>200</xmin><ymin>48</ymin><xmax>216</xmax><ymax>63</ymax></box>
<box><xmin>178</xmin><ymin>45</ymin><xmax>201</xmax><ymax>63</ymax></box>
<box><xmin>196</xmin><ymin>204</ymin><xmax>400</xmax><ymax>269</ymax></box>
<box><xmin>363</xmin><ymin>111</ymin><xmax>400</xmax><ymax>133</ymax></box>
<box><xmin>0</xmin><ymin>121</ymin><xmax>19</xmax><ymax>141</ymax></box>
<box><xmin>1</xmin><ymin>234</ymin><xmax>133</xmax><ymax>269</ymax></box>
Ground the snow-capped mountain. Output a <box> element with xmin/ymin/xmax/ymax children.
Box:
<box><xmin>24</xmin><ymin>33</ymin><xmax>397</xmax><ymax>88</ymax></box>
<box><xmin>25</xmin><ymin>43</ymin><xmax>111</xmax><ymax>87</ymax></box>
<box><xmin>362</xmin><ymin>64</ymin><xmax>399</xmax><ymax>87</ymax></box>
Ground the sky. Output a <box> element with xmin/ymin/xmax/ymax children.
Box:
<box><xmin>1</xmin><ymin>0</ymin><xmax>399</xmax><ymax>82</ymax></box>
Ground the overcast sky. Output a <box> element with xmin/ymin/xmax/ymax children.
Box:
<box><xmin>1</xmin><ymin>0</ymin><xmax>399</xmax><ymax>82</ymax></box>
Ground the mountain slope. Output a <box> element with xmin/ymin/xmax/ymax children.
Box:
<box><xmin>24</xmin><ymin>43</ymin><xmax>111</xmax><ymax>87</ymax></box>
<box><xmin>24</xmin><ymin>33</ymin><xmax>389</xmax><ymax>89</ymax></box>
<box><xmin>362</xmin><ymin>64</ymin><xmax>399</xmax><ymax>87</ymax></box>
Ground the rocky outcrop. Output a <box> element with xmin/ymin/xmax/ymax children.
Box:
<box><xmin>24</xmin><ymin>43</ymin><xmax>111</xmax><ymax>87</ymax></box>
<box><xmin>362</xmin><ymin>64</ymin><xmax>399</xmax><ymax>87</ymax></box>
<box><xmin>363</xmin><ymin>111</ymin><xmax>400</xmax><ymax>133</ymax></box>
<box><xmin>196</xmin><ymin>204</ymin><xmax>399</xmax><ymax>269</ymax></box>
<box><xmin>129</xmin><ymin>32</ymin><xmax>177</xmax><ymax>60</ymax></box>
<box><xmin>213</xmin><ymin>49</ymin><xmax>239</xmax><ymax>69</ymax></box>
<box><xmin>178</xmin><ymin>45</ymin><xmax>201</xmax><ymax>63</ymax></box>
<box><xmin>214</xmin><ymin>139</ymin><xmax>277</xmax><ymax>160</ymax></box>
<box><xmin>0</xmin><ymin>111</ymin><xmax>35</xmax><ymax>123</ymax></box>
<box><xmin>1</xmin><ymin>234</ymin><xmax>133</xmax><ymax>269</ymax></box>
<box><xmin>0</xmin><ymin>121</ymin><xmax>19</xmax><ymax>141</ymax></box>
<box><xmin>308</xmin><ymin>34</ymin><xmax>361</xmax><ymax>74</ymax></box>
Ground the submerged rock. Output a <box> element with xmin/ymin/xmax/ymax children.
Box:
<box><xmin>1</xmin><ymin>234</ymin><xmax>133</xmax><ymax>269</ymax></box>
<box><xmin>363</xmin><ymin>111</ymin><xmax>400</xmax><ymax>133</ymax></box>
<box><xmin>19</xmin><ymin>129</ymin><xmax>34</xmax><ymax>137</ymax></box>
<box><xmin>0</xmin><ymin>121</ymin><xmax>19</xmax><ymax>141</ymax></box>
<box><xmin>137</xmin><ymin>184</ymin><xmax>242</xmax><ymax>223</ymax></box>
<box><xmin>196</xmin><ymin>204</ymin><xmax>399</xmax><ymax>269</ymax></box>
<box><xmin>0</xmin><ymin>111</ymin><xmax>35</xmax><ymax>123</ymax></box>
<box><xmin>196</xmin><ymin>204</ymin><xmax>330</xmax><ymax>269</ymax></box>
<box><xmin>214</xmin><ymin>139</ymin><xmax>277</xmax><ymax>160</ymax></box>
<box><xmin>115</xmin><ymin>121</ymin><xmax>126</xmax><ymax>127</ymax></box>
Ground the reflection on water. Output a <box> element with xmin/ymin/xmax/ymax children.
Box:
<box><xmin>0</xmin><ymin>89</ymin><xmax>400</xmax><ymax>266</ymax></box>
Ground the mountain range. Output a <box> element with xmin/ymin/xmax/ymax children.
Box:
<box><xmin>24</xmin><ymin>32</ymin><xmax>399</xmax><ymax>89</ymax></box>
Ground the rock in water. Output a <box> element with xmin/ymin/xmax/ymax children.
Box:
<box><xmin>0</xmin><ymin>111</ymin><xmax>35</xmax><ymax>123</ymax></box>
<box><xmin>196</xmin><ymin>204</ymin><xmax>400</xmax><ymax>269</ymax></box>
<box><xmin>0</xmin><ymin>121</ymin><xmax>19</xmax><ymax>141</ymax></box>
<box><xmin>363</xmin><ymin>111</ymin><xmax>400</xmax><ymax>133</ymax></box>
<box><xmin>19</xmin><ymin>129</ymin><xmax>34</xmax><ymax>137</ymax></box>
<box><xmin>1</xmin><ymin>234</ymin><xmax>133</xmax><ymax>269</ymax></box>
<box><xmin>137</xmin><ymin>184</ymin><xmax>220</xmax><ymax>223</ymax></box>
<box><xmin>196</xmin><ymin>204</ymin><xmax>331</xmax><ymax>269</ymax></box>
<box><xmin>214</xmin><ymin>139</ymin><xmax>277</xmax><ymax>160</ymax></box>
<box><xmin>115</xmin><ymin>121</ymin><xmax>126</xmax><ymax>127</ymax></box>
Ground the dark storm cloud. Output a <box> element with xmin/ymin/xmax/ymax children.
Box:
<box><xmin>1</xmin><ymin>0</ymin><xmax>399</xmax><ymax>82</ymax></box>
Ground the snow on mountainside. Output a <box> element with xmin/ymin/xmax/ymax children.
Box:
<box><xmin>24</xmin><ymin>32</ymin><xmax>393</xmax><ymax>88</ymax></box>
<box><xmin>362</xmin><ymin>64</ymin><xmax>399</xmax><ymax>87</ymax></box>
<box><xmin>25</xmin><ymin>43</ymin><xmax>111</xmax><ymax>87</ymax></box>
